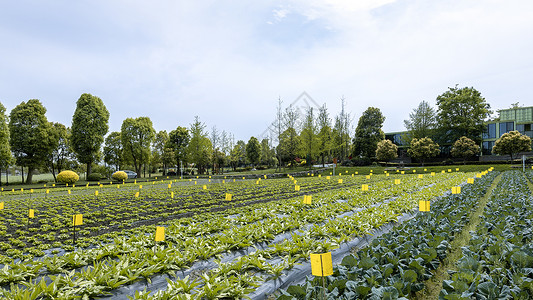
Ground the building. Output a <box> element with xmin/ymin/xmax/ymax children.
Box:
<box><xmin>482</xmin><ymin>106</ymin><xmax>533</xmax><ymax>155</ymax></box>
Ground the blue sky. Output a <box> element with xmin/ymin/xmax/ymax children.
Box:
<box><xmin>1</xmin><ymin>0</ymin><xmax>532</xmax><ymax>141</ymax></box>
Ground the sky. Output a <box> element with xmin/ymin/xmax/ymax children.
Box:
<box><xmin>1</xmin><ymin>0</ymin><xmax>532</xmax><ymax>142</ymax></box>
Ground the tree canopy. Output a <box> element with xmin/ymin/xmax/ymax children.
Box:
<box><xmin>0</xmin><ymin>102</ymin><xmax>12</xmax><ymax>181</ymax></box>
<box><xmin>407</xmin><ymin>137</ymin><xmax>440</xmax><ymax>165</ymax></box>
<box><xmin>121</xmin><ymin>117</ymin><xmax>155</xmax><ymax>176</ymax></box>
<box><xmin>188</xmin><ymin>116</ymin><xmax>212</xmax><ymax>174</ymax></box>
<box><xmin>104</xmin><ymin>131</ymin><xmax>122</xmax><ymax>171</ymax></box>
<box><xmin>353</xmin><ymin>107</ymin><xmax>385</xmax><ymax>159</ymax></box>
<box><xmin>492</xmin><ymin>130</ymin><xmax>531</xmax><ymax>161</ymax></box>
<box><xmin>246</xmin><ymin>136</ymin><xmax>261</xmax><ymax>167</ymax></box>
<box><xmin>376</xmin><ymin>139</ymin><xmax>398</xmax><ymax>163</ymax></box>
<box><xmin>71</xmin><ymin>93</ymin><xmax>109</xmax><ymax>177</ymax></box>
<box><xmin>451</xmin><ymin>136</ymin><xmax>480</xmax><ymax>163</ymax></box>
<box><xmin>168</xmin><ymin>126</ymin><xmax>190</xmax><ymax>169</ymax></box>
<box><xmin>404</xmin><ymin>100</ymin><xmax>436</xmax><ymax>142</ymax></box>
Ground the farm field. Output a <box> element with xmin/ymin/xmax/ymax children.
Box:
<box><xmin>0</xmin><ymin>168</ymin><xmax>526</xmax><ymax>299</ymax></box>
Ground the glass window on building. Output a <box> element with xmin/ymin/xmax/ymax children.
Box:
<box><xmin>482</xmin><ymin>141</ymin><xmax>494</xmax><ymax>155</ymax></box>
<box><xmin>483</xmin><ymin>123</ymin><xmax>496</xmax><ymax>139</ymax></box>
<box><xmin>499</xmin><ymin>122</ymin><xmax>514</xmax><ymax>136</ymax></box>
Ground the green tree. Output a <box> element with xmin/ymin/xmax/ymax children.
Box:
<box><xmin>47</xmin><ymin>123</ymin><xmax>72</xmax><ymax>181</ymax></box>
<box><xmin>278</xmin><ymin>127</ymin><xmax>302</xmax><ymax>167</ymax></box>
<box><xmin>300</xmin><ymin>107</ymin><xmax>319</xmax><ymax>168</ymax></box>
<box><xmin>168</xmin><ymin>126</ymin><xmax>190</xmax><ymax>170</ymax></box>
<box><xmin>152</xmin><ymin>130</ymin><xmax>169</xmax><ymax>175</ymax></box>
<box><xmin>317</xmin><ymin>104</ymin><xmax>332</xmax><ymax>167</ymax></box>
<box><xmin>187</xmin><ymin>116</ymin><xmax>212</xmax><ymax>174</ymax></box>
<box><xmin>0</xmin><ymin>102</ymin><xmax>13</xmax><ymax>186</ymax></box>
<box><xmin>104</xmin><ymin>132</ymin><xmax>122</xmax><ymax>171</ymax></box>
<box><xmin>71</xmin><ymin>93</ymin><xmax>109</xmax><ymax>178</ymax></box>
<box><xmin>121</xmin><ymin>117</ymin><xmax>155</xmax><ymax>177</ymax></box>
<box><xmin>353</xmin><ymin>107</ymin><xmax>385</xmax><ymax>159</ymax></box>
<box><xmin>403</xmin><ymin>100</ymin><xmax>436</xmax><ymax>142</ymax></box>
<box><xmin>230</xmin><ymin>140</ymin><xmax>246</xmax><ymax>171</ymax></box>
<box><xmin>492</xmin><ymin>130</ymin><xmax>532</xmax><ymax>162</ymax></box>
<box><xmin>436</xmin><ymin>85</ymin><xmax>492</xmax><ymax>144</ymax></box>
<box><xmin>451</xmin><ymin>136</ymin><xmax>480</xmax><ymax>164</ymax></box>
<box><xmin>407</xmin><ymin>137</ymin><xmax>440</xmax><ymax>165</ymax></box>
<box><xmin>376</xmin><ymin>139</ymin><xmax>398</xmax><ymax>164</ymax></box>
<box><xmin>246</xmin><ymin>136</ymin><xmax>261</xmax><ymax>167</ymax></box>
<box><xmin>9</xmin><ymin>99</ymin><xmax>56</xmax><ymax>184</ymax></box>
<box><xmin>260</xmin><ymin>138</ymin><xmax>275</xmax><ymax>167</ymax></box>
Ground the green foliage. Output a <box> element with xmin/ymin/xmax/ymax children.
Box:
<box><xmin>187</xmin><ymin>116</ymin><xmax>212</xmax><ymax>174</ymax></box>
<box><xmin>353</xmin><ymin>107</ymin><xmax>385</xmax><ymax>159</ymax></box>
<box><xmin>436</xmin><ymin>85</ymin><xmax>492</xmax><ymax>144</ymax></box>
<box><xmin>104</xmin><ymin>132</ymin><xmax>122</xmax><ymax>171</ymax></box>
<box><xmin>9</xmin><ymin>99</ymin><xmax>56</xmax><ymax>184</ymax></box>
<box><xmin>111</xmin><ymin>171</ymin><xmax>128</xmax><ymax>181</ymax></box>
<box><xmin>491</xmin><ymin>130</ymin><xmax>532</xmax><ymax>160</ymax></box>
<box><xmin>376</xmin><ymin>139</ymin><xmax>398</xmax><ymax>162</ymax></box>
<box><xmin>300</xmin><ymin>107</ymin><xmax>319</xmax><ymax>165</ymax></box>
<box><xmin>87</xmin><ymin>173</ymin><xmax>102</xmax><ymax>181</ymax></box>
<box><xmin>246</xmin><ymin>136</ymin><xmax>261</xmax><ymax>167</ymax></box>
<box><xmin>47</xmin><ymin>122</ymin><xmax>72</xmax><ymax>180</ymax></box>
<box><xmin>407</xmin><ymin>137</ymin><xmax>440</xmax><ymax>164</ymax></box>
<box><xmin>56</xmin><ymin>170</ymin><xmax>79</xmax><ymax>184</ymax></box>
<box><xmin>71</xmin><ymin>93</ymin><xmax>110</xmax><ymax>177</ymax></box>
<box><xmin>0</xmin><ymin>102</ymin><xmax>12</xmax><ymax>170</ymax></box>
<box><xmin>168</xmin><ymin>126</ymin><xmax>189</xmax><ymax>167</ymax></box>
<box><xmin>278</xmin><ymin>128</ymin><xmax>302</xmax><ymax>166</ymax></box>
<box><xmin>121</xmin><ymin>117</ymin><xmax>155</xmax><ymax>176</ymax></box>
<box><xmin>451</xmin><ymin>136</ymin><xmax>480</xmax><ymax>163</ymax></box>
<box><xmin>404</xmin><ymin>100</ymin><xmax>436</xmax><ymax>142</ymax></box>
<box><xmin>317</xmin><ymin>104</ymin><xmax>332</xmax><ymax>166</ymax></box>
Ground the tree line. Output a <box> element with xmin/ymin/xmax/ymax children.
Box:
<box><xmin>0</xmin><ymin>85</ymin><xmax>531</xmax><ymax>184</ymax></box>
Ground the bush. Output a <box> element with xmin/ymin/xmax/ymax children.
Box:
<box><xmin>87</xmin><ymin>173</ymin><xmax>102</xmax><ymax>181</ymax></box>
<box><xmin>57</xmin><ymin>171</ymin><xmax>79</xmax><ymax>184</ymax></box>
<box><xmin>111</xmin><ymin>171</ymin><xmax>127</xmax><ymax>181</ymax></box>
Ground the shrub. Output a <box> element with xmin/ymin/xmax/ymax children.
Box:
<box><xmin>112</xmin><ymin>171</ymin><xmax>128</xmax><ymax>181</ymax></box>
<box><xmin>57</xmin><ymin>170</ymin><xmax>79</xmax><ymax>184</ymax></box>
<box><xmin>87</xmin><ymin>173</ymin><xmax>102</xmax><ymax>181</ymax></box>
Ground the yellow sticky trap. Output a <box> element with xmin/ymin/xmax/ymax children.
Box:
<box><xmin>243</xmin><ymin>177</ymin><xmax>245</xmax><ymax>180</ymax></box>
<box><xmin>134</xmin><ymin>180</ymin><xmax>137</xmax><ymax>184</ymax></box>
<box><xmin>401</xmin><ymin>171</ymin><xmax>405</xmax><ymax>175</ymax></box>
<box><xmin>456</xmin><ymin>168</ymin><xmax>459</xmax><ymax>171</ymax></box>
<box><xmin>0</xmin><ymin>202</ymin><xmax>3</xmax><ymax>210</ymax></box>
<box><xmin>431</xmin><ymin>172</ymin><xmax>435</xmax><ymax>176</ymax></box>
<box><xmin>168</xmin><ymin>184</ymin><xmax>171</xmax><ymax>189</ymax></box>
<box><xmin>222</xmin><ymin>180</ymin><xmax>225</xmax><ymax>184</ymax></box>
<box><xmin>139</xmin><ymin>185</ymin><xmax>142</xmax><ymax>189</ymax></box>
<box><xmin>155</xmin><ymin>226</ymin><xmax>165</xmax><ymax>241</ymax></box>
<box><xmin>225</xmin><ymin>193</ymin><xmax>232</xmax><ymax>201</ymax></box>
<box><xmin>135</xmin><ymin>192</ymin><xmax>139</xmax><ymax>197</ymax></box>
<box><xmin>441</xmin><ymin>170</ymin><xmax>446</xmax><ymax>173</ymax></box>
<box><xmin>303</xmin><ymin>195</ymin><xmax>312</xmax><ymax>204</ymax></box>
<box><xmin>21</xmin><ymin>188</ymin><xmax>24</xmax><ymax>192</ymax></box>
<box><xmin>95</xmin><ymin>191</ymin><xmax>99</xmax><ymax>196</ymax></box>
<box><xmin>355</xmin><ymin>172</ymin><xmax>358</xmax><ymax>175</ymax></box>
<box><xmin>72</xmin><ymin>214</ymin><xmax>83</xmax><ymax>226</ymax></box>
<box><xmin>202</xmin><ymin>185</ymin><xmax>207</xmax><ymax>190</ymax></box>
<box><xmin>30</xmin><ymin>189</ymin><xmax>33</xmax><ymax>193</ymax></box>
<box><xmin>419</xmin><ymin>200</ymin><xmax>430</xmax><ymax>212</ymax></box>
<box><xmin>476</xmin><ymin>173</ymin><xmax>482</xmax><ymax>178</ymax></box>
<box><xmin>361</xmin><ymin>184</ymin><xmax>369</xmax><ymax>191</ymax></box>
<box><xmin>448</xmin><ymin>169</ymin><xmax>452</xmax><ymax>172</ymax></box>
<box><xmin>86</xmin><ymin>183</ymin><xmax>89</xmax><ymax>187</ymax></box>
<box><xmin>452</xmin><ymin>186</ymin><xmax>461</xmax><ymax>194</ymax></box>
<box><xmin>338</xmin><ymin>179</ymin><xmax>343</xmax><ymax>184</ymax></box>
<box><xmin>117</xmin><ymin>185</ymin><xmax>120</xmax><ymax>188</ymax></box>
<box><xmin>424</xmin><ymin>168</ymin><xmax>427</xmax><ymax>171</ymax></box>
<box><xmin>326</xmin><ymin>176</ymin><xmax>330</xmax><ymax>180</ymax></box>
<box><xmin>318</xmin><ymin>174</ymin><xmax>321</xmax><ymax>178</ymax></box>
<box><xmin>43</xmin><ymin>184</ymin><xmax>46</xmax><ymax>187</ymax></box>
<box><xmin>52</xmin><ymin>184</ymin><xmax>55</xmax><ymax>187</ymax></box>
<box><xmin>209</xmin><ymin>176</ymin><xmax>211</xmax><ymax>179</ymax></box>
<box><xmin>386</xmin><ymin>173</ymin><xmax>389</xmax><ymax>177</ymax></box>
<box><xmin>170</xmin><ymin>192</ymin><xmax>174</xmax><ymax>198</ymax></box>
<box><xmin>29</xmin><ymin>209</ymin><xmax>34</xmax><ymax>218</ymax></box>
<box><xmin>295</xmin><ymin>185</ymin><xmax>300</xmax><ymax>191</ymax></box>
<box><xmin>68</xmin><ymin>190</ymin><xmax>71</xmax><ymax>195</ymax></box>
<box><xmin>413</xmin><ymin>170</ymin><xmax>416</xmax><ymax>173</ymax></box>
<box><xmin>209</xmin><ymin>179</ymin><xmax>211</xmax><ymax>182</ymax></box>
<box><xmin>394</xmin><ymin>179</ymin><xmax>400</xmax><ymax>185</ymax></box>
<box><xmin>46</xmin><ymin>189</ymin><xmax>49</xmax><ymax>194</ymax></box>
<box><xmin>256</xmin><ymin>181</ymin><xmax>259</xmax><ymax>184</ymax></box>
<box><xmin>194</xmin><ymin>181</ymin><xmax>197</xmax><ymax>185</ymax></box>
<box><xmin>233</xmin><ymin>179</ymin><xmax>236</xmax><ymax>182</ymax></box>
<box><xmin>310</xmin><ymin>252</ymin><xmax>333</xmax><ymax>276</ymax></box>
<box><xmin>366</xmin><ymin>175</ymin><xmax>370</xmax><ymax>179</ymax></box>
<box><xmin>467</xmin><ymin>178</ymin><xmax>474</xmax><ymax>184</ymax></box>
<box><xmin>418</xmin><ymin>174</ymin><xmax>423</xmax><ymax>179</ymax></box>
<box><xmin>264</xmin><ymin>175</ymin><xmax>267</xmax><ymax>179</ymax></box>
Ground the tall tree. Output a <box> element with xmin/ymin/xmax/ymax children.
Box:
<box><xmin>275</xmin><ymin>97</ymin><xmax>285</xmax><ymax>171</ymax></box>
<box><xmin>121</xmin><ymin>117</ymin><xmax>155</xmax><ymax>176</ymax></box>
<box><xmin>246</xmin><ymin>136</ymin><xmax>261</xmax><ymax>168</ymax></box>
<box><xmin>300</xmin><ymin>107</ymin><xmax>318</xmax><ymax>168</ymax></box>
<box><xmin>260</xmin><ymin>138</ymin><xmax>274</xmax><ymax>167</ymax></box>
<box><xmin>376</xmin><ymin>139</ymin><xmax>398</xmax><ymax>165</ymax></box>
<box><xmin>47</xmin><ymin>122</ymin><xmax>72</xmax><ymax>181</ymax></box>
<box><xmin>436</xmin><ymin>85</ymin><xmax>492</xmax><ymax>144</ymax></box>
<box><xmin>407</xmin><ymin>137</ymin><xmax>440</xmax><ymax>165</ymax></box>
<box><xmin>210</xmin><ymin>126</ymin><xmax>220</xmax><ymax>173</ymax></box>
<box><xmin>230</xmin><ymin>140</ymin><xmax>246</xmax><ymax>171</ymax></box>
<box><xmin>0</xmin><ymin>102</ymin><xmax>13</xmax><ymax>186</ymax></box>
<box><xmin>278</xmin><ymin>127</ymin><xmax>302</xmax><ymax>167</ymax></box>
<box><xmin>451</xmin><ymin>136</ymin><xmax>480</xmax><ymax>164</ymax></box>
<box><xmin>71</xmin><ymin>93</ymin><xmax>109</xmax><ymax>178</ymax></box>
<box><xmin>492</xmin><ymin>130</ymin><xmax>531</xmax><ymax>162</ymax></box>
<box><xmin>168</xmin><ymin>126</ymin><xmax>190</xmax><ymax>171</ymax></box>
<box><xmin>187</xmin><ymin>116</ymin><xmax>212</xmax><ymax>174</ymax></box>
<box><xmin>9</xmin><ymin>99</ymin><xmax>56</xmax><ymax>184</ymax></box>
<box><xmin>104</xmin><ymin>132</ymin><xmax>123</xmax><ymax>171</ymax></box>
<box><xmin>403</xmin><ymin>100</ymin><xmax>436</xmax><ymax>142</ymax></box>
<box><xmin>152</xmin><ymin>130</ymin><xmax>169</xmax><ymax>175</ymax></box>
<box><xmin>317</xmin><ymin>104</ymin><xmax>332</xmax><ymax>167</ymax></box>
<box><xmin>352</xmin><ymin>107</ymin><xmax>385</xmax><ymax>159</ymax></box>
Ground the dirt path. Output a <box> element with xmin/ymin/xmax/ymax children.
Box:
<box><xmin>414</xmin><ymin>173</ymin><xmax>502</xmax><ymax>300</ymax></box>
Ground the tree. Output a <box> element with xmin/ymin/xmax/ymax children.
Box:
<box><xmin>376</xmin><ymin>139</ymin><xmax>398</xmax><ymax>164</ymax></box>
<box><xmin>47</xmin><ymin>123</ymin><xmax>72</xmax><ymax>181</ymax></box>
<box><xmin>407</xmin><ymin>137</ymin><xmax>440</xmax><ymax>165</ymax></box>
<box><xmin>152</xmin><ymin>130</ymin><xmax>169</xmax><ymax>175</ymax></box>
<box><xmin>317</xmin><ymin>104</ymin><xmax>332</xmax><ymax>167</ymax></box>
<box><xmin>332</xmin><ymin>98</ymin><xmax>352</xmax><ymax>161</ymax></box>
<box><xmin>260</xmin><ymin>138</ymin><xmax>275</xmax><ymax>167</ymax></box>
<box><xmin>492</xmin><ymin>130</ymin><xmax>532</xmax><ymax>162</ymax></box>
<box><xmin>0</xmin><ymin>102</ymin><xmax>12</xmax><ymax>186</ymax></box>
<box><xmin>300</xmin><ymin>107</ymin><xmax>319</xmax><ymax>168</ymax></box>
<box><xmin>168</xmin><ymin>126</ymin><xmax>190</xmax><ymax>171</ymax></box>
<box><xmin>403</xmin><ymin>100</ymin><xmax>436</xmax><ymax>142</ymax></box>
<box><xmin>278</xmin><ymin>127</ymin><xmax>302</xmax><ymax>167</ymax></box>
<box><xmin>230</xmin><ymin>140</ymin><xmax>246</xmax><ymax>171</ymax></box>
<box><xmin>210</xmin><ymin>126</ymin><xmax>220</xmax><ymax>174</ymax></box>
<box><xmin>71</xmin><ymin>93</ymin><xmax>109</xmax><ymax>178</ymax></box>
<box><xmin>353</xmin><ymin>107</ymin><xmax>385</xmax><ymax>159</ymax></box>
<box><xmin>436</xmin><ymin>85</ymin><xmax>492</xmax><ymax>144</ymax></box>
<box><xmin>246</xmin><ymin>136</ymin><xmax>261</xmax><ymax>167</ymax></box>
<box><xmin>104</xmin><ymin>132</ymin><xmax>122</xmax><ymax>171</ymax></box>
<box><xmin>275</xmin><ymin>97</ymin><xmax>285</xmax><ymax>171</ymax></box>
<box><xmin>121</xmin><ymin>117</ymin><xmax>155</xmax><ymax>176</ymax></box>
<box><xmin>451</xmin><ymin>136</ymin><xmax>480</xmax><ymax>164</ymax></box>
<box><xmin>187</xmin><ymin>116</ymin><xmax>212</xmax><ymax>174</ymax></box>
<box><xmin>9</xmin><ymin>99</ymin><xmax>56</xmax><ymax>184</ymax></box>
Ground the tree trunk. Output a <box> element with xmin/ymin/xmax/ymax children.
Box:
<box><xmin>26</xmin><ymin>167</ymin><xmax>34</xmax><ymax>184</ymax></box>
<box><xmin>87</xmin><ymin>163</ymin><xmax>92</xmax><ymax>179</ymax></box>
<box><xmin>21</xmin><ymin>167</ymin><xmax>24</xmax><ymax>184</ymax></box>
